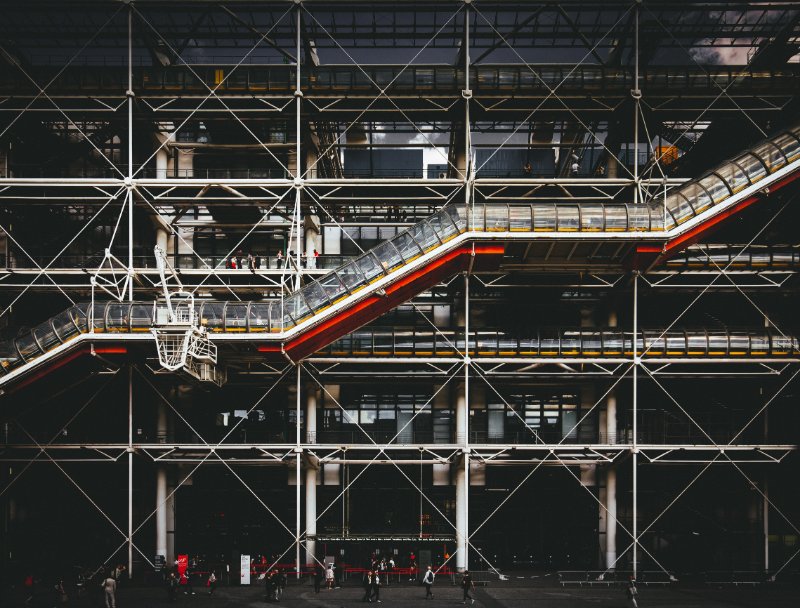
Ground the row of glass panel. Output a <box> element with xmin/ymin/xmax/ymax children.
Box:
<box><xmin>662</xmin><ymin>127</ymin><xmax>800</xmax><ymax>228</ymax></box>
<box><xmin>9</xmin><ymin>65</ymin><xmax>794</xmax><ymax>93</ymax></box>
<box><xmin>320</xmin><ymin>329</ymin><xmax>800</xmax><ymax>357</ymax></box>
<box><xmin>4</xmin><ymin>307</ymin><xmax>796</xmax><ymax>375</ymax></box>
<box><xmin>665</xmin><ymin>247</ymin><xmax>800</xmax><ymax>269</ymax></box>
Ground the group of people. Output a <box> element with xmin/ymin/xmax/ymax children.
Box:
<box><xmin>226</xmin><ymin>249</ymin><xmax>321</xmax><ymax>270</ymax></box>
<box><xmin>263</xmin><ymin>569</ymin><xmax>287</xmax><ymax>602</ymax></box>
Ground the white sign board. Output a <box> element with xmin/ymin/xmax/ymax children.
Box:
<box><xmin>240</xmin><ymin>554</ymin><xmax>251</xmax><ymax>585</ymax></box>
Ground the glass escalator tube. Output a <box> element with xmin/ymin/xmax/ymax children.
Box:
<box><xmin>771</xmin><ymin>131</ymin><xmax>800</xmax><ymax>164</ymax></box>
<box><xmin>750</xmin><ymin>140</ymin><xmax>787</xmax><ymax>173</ymax></box>
<box><xmin>248</xmin><ymin>302</ymin><xmax>272</xmax><ymax>332</ymax></box>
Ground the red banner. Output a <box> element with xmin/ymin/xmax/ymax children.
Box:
<box><xmin>177</xmin><ymin>555</ymin><xmax>188</xmax><ymax>579</ymax></box>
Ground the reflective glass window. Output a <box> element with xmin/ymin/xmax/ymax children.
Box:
<box><xmin>582</xmin><ymin>332</ymin><xmax>602</xmax><ymax>354</ymax></box>
<box><xmin>408</xmin><ymin>220</ymin><xmax>441</xmax><ymax>251</ymax></box>
<box><xmin>486</xmin><ymin>206</ymin><xmax>510</xmax><ymax>231</ymax></box>
<box><xmin>32</xmin><ymin>320</ymin><xmax>60</xmax><ymax>352</ymax></box>
<box><xmin>319</xmin><ymin>272</ymin><xmax>349</xmax><ymax>304</ymax></box>
<box><xmin>52</xmin><ymin>308</ymin><xmax>81</xmax><ymax>342</ymax></box>
<box><xmin>580</xmin><ymin>204</ymin><xmax>604</xmax><ymax>231</ymax></box>
<box><xmin>509</xmin><ymin>205</ymin><xmax>532</xmax><ymax>231</ymax></box>
<box><xmin>200</xmin><ymin>302</ymin><xmax>224</xmax><ymax>330</ymax></box>
<box><xmin>428</xmin><ymin>209</ymin><xmax>460</xmax><ymax>242</ymax></box>
<box><xmin>697</xmin><ymin>174</ymin><xmax>731</xmax><ymax>204</ymax></box>
<box><xmin>603</xmin><ymin>332</ymin><xmax>623</xmax><ymax>355</ymax></box>
<box><xmin>750</xmin><ymin>141</ymin><xmax>787</xmax><ymax>173</ymax></box>
<box><xmin>734</xmin><ymin>153</ymin><xmax>768</xmax><ymax>184</ymax></box>
<box><xmin>130</xmin><ymin>304</ymin><xmax>153</xmax><ymax>330</ymax></box>
<box><xmin>283</xmin><ymin>293</ymin><xmax>311</xmax><ymax>326</ymax></box>
<box><xmin>729</xmin><ymin>332</ymin><xmax>749</xmax><ymax>354</ymax></box>
<box><xmin>773</xmin><ymin>133</ymin><xmax>800</xmax><ymax>163</ymax></box>
<box><xmin>390</xmin><ymin>231</ymin><xmax>424</xmax><ymax>262</ymax></box>
<box><xmin>771</xmin><ymin>335</ymin><xmax>794</xmax><ymax>355</ymax></box>
<box><xmin>664</xmin><ymin>192</ymin><xmax>695</xmax><ymax>225</ymax></box>
<box><xmin>106</xmin><ymin>303</ymin><xmax>130</xmax><ymax>331</ymax></box>
<box><xmin>248</xmin><ymin>303</ymin><xmax>271</xmax><ymax>331</ymax></box>
<box><xmin>353</xmin><ymin>253</ymin><xmax>384</xmax><ymax>284</ymax></box>
<box><xmin>642</xmin><ymin>331</ymin><xmax>664</xmax><ymax>355</ymax></box>
<box><xmin>561</xmin><ymin>330</ymin><xmax>581</xmax><ymax>354</ymax></box>
<box><xmin>540</xmin><ymin>330</ymin><xmax>560</xmax><ymax>355</ymax></box>
<box><xmin>16</xmin><ymin>333</ymin><xmax>41</xmax><ymax>361</ymax></box>
<box><xmin>299</xmin><ymin>280</ymin><xmax>330</xmax><ymax>313</ymax></box>
<box><xmin>556</xmin><ymin>206</ymin><xmax>580</xmax><ymax>231</ymax></box>
<box><xmin>715</xmin><ymin>163</ymin><xmax>750</xmax><ymax>194</ymax></box>
<box><xmin>750</xmin><ymin>334</ymin><xmax>769</xmax><ymax>354</ymax></box>
<box><xmin>371</xmin><ymin>241</ymin><xmax>404</xmax><ymax>272</ymax></box>
<box><xmin>605</xmin><ymin>205</ymin><xmax>628</xmax><ymax>231</ymax></box>
<box><xmin>708</xmin><ymin>333</ymin><xmax>728</xmax><ymax>354</ymax></box>
<box><xmin>224</xmin><ymin>302</ymin><xmax>249</xmax><ymax>330</ymax></box>
<box><xmin>678</xmin><ymin>183</ymin><xmax>714</xmax><ymax>214</ymax></box>
<box><xmin>446</xmin><ymin>204</ymin><xmax>468</xmax><ymax>231</ymax></box>
<box><xmin>666</xmin><ymin>333</ymin><xmax>686</xmax><ymax>354</ymax></box>
<box><xmin>533</xmin><ymin>204</ymin><xmax>556</xmax><ymax>230</ymax></box>
<box><xmin>628</xmin><ymin>205</ymin><xmax>652</xmax><ymax>231</ymax></box>
<box><xmin>687</xmin><ymin>333</ymin><xmax>708</xmax><ymax>354</ymax></box>
<box><xmin>518</xmin><ymin>335</ymin><xmax>539</xmax><ymax>355</ymax></box>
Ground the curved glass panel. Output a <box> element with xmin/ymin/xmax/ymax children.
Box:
<box><xmin>408</xmin><ymin>220</ymin><xmax>441</xmax><ymax>251</ymax></box>
<box><xmin>750</xmin><ymin>333</ymin><xmax>769</xmax><ymax>354</ymax></box>
<box><xmin>687</xmin><ymin>333</ymin><xmax>708</xmax><ymax>354</ymax></box>
<box><xmin>106</xmin><ymin>303</ymin><xmax>130</xmax><ymax>331</ymax></box>
<box><xmin>32</xmin><ymin>320</ymin><xmax>60</xmax><ymax>352</ymax></box>
<box><xmin>772</xmin><ymin>132</ymin><xmax>800</xmax><ymax>163</ymax></box>
<box><xmin>72</xmin><ymin>303</ymin><xmax>91</xmax><ymax>333</ymax></box>
<box><xmin>319</xmin><ymin>272</ymin><xmax>349</xmax><ymax>305</ymax></box>
<box><xmin>248</xmin><ymin>303</ymin><xmax>271</xmax><ymax>332</ymax></box>
<box><xmin>678</xmin><ymin>183</ymin><xmax>714</xmax><ymax>214</ymax></box>
<box><xmin>533</xmin><ymin>204</ymin><xmax>556</xmax><ymax>231</ymax></box>
<box><xmin>509</xmin><ymin>205</ymin><xmax>532</xmax><ymax>231</ymax></box>
<box><xmin>580</xmin><ymin>204</ymin><xmax>604</xmax><ymax>231</ymax></box>
<box><xmin>282</xmin><ymin>292</ymin><xmax>311</xmax><ymax>328</ymax></box>
<box><xmin>664</xmin><ymin>192</ymin><xmax>695</xmax><ymax>225</ymax></box>
<box><xmin>372</xmin><ymin>240</ymin><xmax>404</xmax><ymax>272</ymax></box>
<box><xmin>605</xmin><ymin>205</ymin><xmax>628</xmax><ymax>231</ymax></box>
<box><xmin>486</xmin><ymin>205</ymin><xmax>510</xmax><ymax>231</ymax></box>
<box><xmin>349</xmin><ymin>253</ymin><xmax>384</xmax><ymax>286</ymax></box>
<box><xmin>299</xmin><ymin>280</ymin><xmax>330</xmax><ymax>314</ymax></box>
<box><xmin>582</xmin><ymin>331</ymin><xmax>602</xmax><ymax>354</ymax></box>
<box><xmin>224</xmin><ymin>302</ymin><xmax>249</xmax><ymax>331</ymax></box>
<box><xmin>561</xmin><ymin>330</ymin><xmax>581</xmax><ymax>354</ymax></box>
<box><xmin>715</xmin><ymin>163</ymin><xmax>750</xmax><ymax>194</ymax></box>
<box><xmin>665</xmin><ymin>333</ymin><xmax>686</xmax><ymax>354</ymax></box>
<box><xmin>91</xmin><ymin>302</ymin><xmax>107</xmax><ymax>331</ymax></box>
<box><xmin>16</xmin><ymin>333</ymin><xmax>41</xmax><ymax>361</ymax></box>
<box><xmin>128</xmin><ymin>304</ymin><xmax>151</xmax><ymax>330</ymax></box>
<box><xmin>750</xmin><ymin>141</ymin><xmax>786</xmax><ymax>173</ymax></box>
<box><xmin>336</xmin><ymin>260</ymin><xmax>368</xmax><ymax>293</ymax></box>
<box><xmin>476</xmin><ymin>332</ymin><xmax>498</xmax><ymax>355</ymax></box>
<box><xmin>199</xmin><ymin>302</ymin><xmax>224</xmax><ymax>331</ymax></box>
<box><xmin>427</xmin><ymin>209</ymin><xmax>460</xmax><ymax>242</ymax></box>
<box><xmin>603</xmin><ymin>331</ymin><xmax>623</xmax><ymax>355</ymax></box>
<box><xmin>52</xmin><ymin>308</ymin><xmax>81</xmax><ymax>342</ymax></box>
<box><xmin>628</xmin><ymin>205</ymin><xmax>652</xmax><ymax>231</ymax></box>
<box><xmin>446</xmin><ymin>204</ymin><xmax>467</xmax><ymax>231</ymax></box>
<box><xmin>729</xmin><ymin>332</ymin><xmax>750</xmax><ymax>354</ymax></box>
<box><xmin>556</xmin><ymin>206</ymin><xmax>580</xmax><ymax>231</ymax></box>
<box><xmin>734</xmin><ymin>153</ymin><xmax>767</xmax><ymax>184</ymax></box>
<box><xmin>469</xmin><ymin>204</ymin><xmax>485</xmax><ymax>230</ymax></box>
<box><xmin>697</xmin><ymin>174</ymin><xmax>731</xmax><ymax>204</ymax></box>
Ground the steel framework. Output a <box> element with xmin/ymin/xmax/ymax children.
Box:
<box><xmin>1</xmin><ymin>0</ymin><xmax>799</xmax><ymax>590</ymax></box>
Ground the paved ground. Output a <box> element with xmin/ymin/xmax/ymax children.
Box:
<box><xmin>5</xmin><ymin>579</ymin><xmax>800</xmax><ymax>608</ymax></box>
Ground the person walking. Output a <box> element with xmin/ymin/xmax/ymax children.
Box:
<box><xmin>325</xmin><ymin>563</ymin><xmax>334</xmax><ymax>590</ymax></box>
<box><xmin>361</xmin><ymin>570</ymin><xmax>373</xmax><ymax>603</ymax></box>
<box><xmin>422</xmin><ymin>565</ymin><xmax>435</xmax><ymax>599</ymax></box>
<box><xmin>101</xmin><ymin>573</ymin><xmax>117</xmax><ymax>608</ymax></box>
<box><xmin>626</xmin><ymin>576</ymin><xmax>639</xmax><ymax>608</ymax></box>
<box><xmin>54</xmin><ymin>578</ymin><xmax>69</xmax><ymax>605</ymax></box>
<box><xmin>207</xmin><ymin>571</ymin><xmax>217</xmax><ymax>595</ymax></box>
<box><xmin>369</xmin><ymin>569</ymin><xmax>381</xmax><ymax>603</ymax></box>
<box><xmin>461</xmin><ymin>570</ymin><xmax>475</xmax><ymax>604</ymax></box>
<box><xmin>166</xmin><ymin>571</ymin><xmax>178</xmax><ymax>602</ymax></box>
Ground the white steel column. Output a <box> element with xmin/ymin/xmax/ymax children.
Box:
<box><xmin>155</xmin><ymin>403</ymin><xmax>168</xmax><ymax>562</ymax></box>
<box><xmin>605</xmin><ymin>467</ymin><xmax>617</xmax><ymax>569</ymax></box>
<box><xmin>295</xmin><ymin>363</ymin><xmax>302</xmax><ymax>577</ymax></box>
<box><xmin>455</xmin><ymin>271</ymin><xmax>470</xmax><ymax>572</ymax></box>
<box><xmin>763</xmin><ymin>479</ymin><xmax>769</xmax><ymax>573</ymax></box>
<box><xmin>632</xmin><ymin>272</ymin><xmax>639</xmax><ymax>578</ymax></box>
<box><xmin>126</xmin><ymin>4</ymin><xmax>134</xmax><ymax>301</ymax></box>
<box><xmin>127</xmin><ymin>366</ymin><xmax>133</xmax><ymax>579</ymax></box>
<box><xmin>305</xmin><ymin>383</ymin><xmax>317</xmax><ymax>566</ymax></box>
<box><xmin>605</xmin><ymin>391</ymin><xmax>617</xmax><ymax>568</ymax></box>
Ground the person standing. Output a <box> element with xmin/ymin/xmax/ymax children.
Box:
<box><xmin>626</xmin><ymin>576</ymin><xmax>639</xmax><ymax>608</ymax></box>
<box><xmin>325</xmin><ymin>563</ymin><xmax>334</xmax><ymax>590</ymax></box>
<box><xmin>207</xmin><ymin>571</ymin><xmax>217</xmax><ymax>596</ymax></box>
<box><xmin>422</xmin><ymin>565</ymin><xmax>435</xmax><ymax>599</ymax></box>
<box><xmin>166</xmin><ymin>571</ymin><xmax>178</xmax><ymax>602</ymax></box>
<box><xmin>54</xmin><ymin>578</ymin><xmax>69</xmax><ymax>605</ymax></box>
<box><xmin>461</xmin><ymin>570</ymin><xmax>475</xmax><ymax>604</ymax></box>
<box><xmin>314</xmin><ymin>564</ymin><xmax>324</xmax><ymax>593</ymax></box>
<box><xmin>101</xmin><ymin>573</ymin><xmax>117</xmax><ymax>608</ymax></box>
